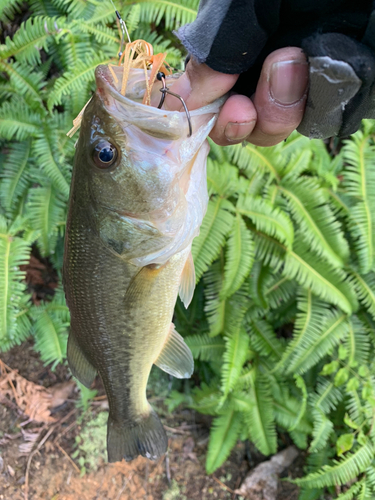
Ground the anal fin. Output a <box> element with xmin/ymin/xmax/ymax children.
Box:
<box><xmin>178</xmin><ymin>251</ymin><xmax>195</xmax><ymax>308</ymax></box>
<box><xmin>67</xmin><ymin>333</ymin><xmax>97</xmax><ymax>388</ymax></box>
<box><xmin>154</xmin><ymin>324</ymin><xmax>194</xmax><ymax>379</ymax></box>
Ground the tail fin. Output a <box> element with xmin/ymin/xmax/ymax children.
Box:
<box><xmin>107</xmin><ymin>409</ymin><xmax>168</xmax><ymax>462</ymax></box>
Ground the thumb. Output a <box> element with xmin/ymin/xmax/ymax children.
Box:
<box><xmin>163</xmin><ymin>57</ymin><xmax>239</xmax><ymax>111</ymax></box>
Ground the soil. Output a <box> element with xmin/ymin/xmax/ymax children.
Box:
<box><xmin>0</xmin><ymin>340</ymin><xmax>303</xmax><ymax>500</ymax></box>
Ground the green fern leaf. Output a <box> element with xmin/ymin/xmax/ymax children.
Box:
<box><xmin>185</xmin><ymin>333</ymin><xmax>225</xmax><ymax>361</ymax></box>
<box><xmin>275</xmin><ymin>290</ymin><xmax>324</xmax><ymax>372</ymax></box>
<box><xmin>125</xmin><ymin>4</ymin><xmax>142</xmax><ymax>34</ymax></box>
<box><xmin>0</xmin><ymin>100</ymin><xmax>40</xmax><ymax>140</ymax></box>
<box><xmin>221</xmin><ymin>328</ymin><xmax>249</xmax><ymax>397</ymax></box>
<box><xmin>32</xmin><ymin>291</ymin><xmax>69</xmax><ymax>369</ymax></box>
<box><xmin>237</xmin><ymin>194</ymin><xmax>294</xmax><ymax>248</ymax></box>
<box><xmin>0</xmin><ymin>61</ymin><xmax>45</xmax><ymax>109</ymax></box>
<box><xmin>335</xmin><ymin>479</ymin><xmax>365</xmax><ymax>500</ymax></box>
<box><xmin>248</xmin><ymin>317</ymin><xmax>283</xmax><ymax>361</ymax></box>
<box><xmin>207</xmin><ymin>158</ymin><xmax>239</xmax><ymax>198</ymax></box>
<box><xmin>344</xmin><ymin>316</ymin><xmax>370</xmax><ymax>367</ymax></box>
<box><xmin>292</xmin><ymin>441</ymin><xmax>374</xmax><ymax>489</ymax></box>
<box><xmin>244</xmin><ymin>374</ymin><xmax>277</xmax><ymax>455</ymax></box>
<box><xmin>282</xmin><ymin>148</ymin><xmax>312</xmax><ymax>180</ymax></box>
<box><xmin>136</xmin><ymin>0</ymin><xmax>199</xmax><ymax>30</ymax></box>
<box><xmin>283</xmin><ymin>237</ymin><xmax>357</xmax><ymax>314</ymax></box>
<box><xmin>0</xmin><ymin>216</ymin><xmax>33</xmax><ymax>350</ymax></box>
<box><xmin>220</xmin><ymin>213</ymin><xmax>254</xmax><ymax>299</ymax></box>
<box><xmin>285</xmin><ymin>307</ymin><xmax>348</xmax><ymax>375</ymax></box>
<box><xmin>0</xmin><ymin>140</ymin><xmax>31</xmax><ymax>215</ymax></box>
<box><xmin>343</xmin><ymin>131</ymin><xmax>375</xmax><ymax>273</ymax></box>
<box><xmin>47</xmin><ymin>53</ymin><xmax>113</xmax><ymax>109</ymax></box>
<box><xmin>27</xmin><ymin>184</ymin><xmax>66</xmax><ymax>256</ymax></box>
<box><xmin>191</xmin><ymin>382</ymin><xmax>222</xmax><ymax>415</ymax></box>
<box><xmin>206</xmin><ymin>410</ymin><xmax>242</xmax><ymax>474</ymax></box>
<box><xmin>192</xmin><ymin>197</ymin><xmax>234</xmax><ymax>281</ymax></box>
<box><xmin>229</xmin><ymin>142</ymin><xmax>282</xmax><ymax>181</ymax></box>
<box><xmin>32</xmin><ymin>129</ymin><xmax>70</xmax><ymax>197</ymax></box>
<box><xmin>0</xmin><ymin>16</ymin><xmax>62</xmax><ymax>65</ymax></box>
<box><xmin>350</xmin><ymin>271</ymin><xmax>375</xmax><ymax>320</ymax></box>
<box><xmin>279</xmin><ymin>176</ymin><xmax>349</xmax><ymax>267</ymax></box>
<box><xmin>272</xmin><ymin>383</ymin><xmax>313</xmax><ymax>435</ymax></box>
<box><xmin>309</xmin><ymin>409</ymin><xmax>334</xmax><ymax>453</ymax></box>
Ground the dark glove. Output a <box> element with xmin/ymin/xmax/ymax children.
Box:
<box><xmin>177</xmin><ymin>0</ymin><xmax>375</xmax><ymax>139</ymax></box>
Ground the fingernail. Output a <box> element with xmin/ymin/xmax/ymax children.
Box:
<box><xmin>225</xmin><ymin>121</ymin><xmax>255</xmax><ymax>142</ymax></box>
<box><xmin>270</xmin><ymin>60</ymin><xmax>308</xmax><ymax>105</ymax></box>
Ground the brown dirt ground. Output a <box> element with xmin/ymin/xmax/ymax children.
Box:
<box><xmin>0</xmin><ymin>341</ymin><xmax>302</xmax><ymax>500</ymax></box>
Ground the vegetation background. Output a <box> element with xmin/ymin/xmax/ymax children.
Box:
<box><xmin>1</xmin><ymin>1</ymin><xmax>375</xmax><ymax>498</ymax></box>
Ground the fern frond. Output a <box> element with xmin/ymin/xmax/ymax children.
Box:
<box><xmin>309</xmin><ymin>408</ymin><xmax>334</xmax><ymax>453</ymax></box>
<box><xmin>0</xmin><ymin>216</ymin><xmax>33</xmax><ymax>350</ymax></box>
<box><xmin>228</xmin><ymin>391</ymin><xmax>253</xmax><ymax>413</ymax></box>
<box><xmin>0</xmin><ymin>0</ymin><xmax>22</xmax><ymax>20</ymax></box>
<box><xmin>135</xmin><ymin>0</ymin><xmax>199</xmax><ymax>30</ymax></box>
<box><xmin>185</xmin><ymin>333</ymin><xmax>225</xmax><ymax>361</ymax></box>
<box><xmin>221</xmin><ymin>328</ymin><xmax>249</xmax><ymax>397</ymax></box>
<box><xmin>247</xmin><ymin>317</ymin><xmax>283</xmax><ymax>361</ymax></box>
<box><xmin>350</xmin><ymin>271</ymin><xmax>375</xmax><ymax>320</ymax></box>
<box><xmin>220</xmin><ymin>213</ymin><xmax>254</xmax><ymax>299</ymax></box>
<box><xmin>335</xmin><ymin>480</ymin><xmax>365</xmax><ymax>500</ymax></box>
<box><xmin>71</xmin><ymin>20</ymin><xmax>119</xmax><ymax>45</ymax></box>
<box><xmin>32</xmin><ymin>291</ymin><xmax>69</xmax><ymax>369</ymax></box>
<box><xmin>206</xmin><ymin>410</ymin><xmax>242</xmax><ymax>474</ymax></box>
<box><xmin>237</xmin><ymin>194</ymin><xmax>294</xmax><ymax>248</ymax></box>
<box><xmin>229</xmin><ymin>142</ymin><xmax>282</xmax><ymax>181</ymax></box>
<box><xmin>0</xmin><ymin>61</ymin><xmax>46</xmax><ymax>109</ymax></box>
<box><xmin>191</xmin><ymin>382</ymin><xmax>222</xmax><ymax>415</ymax></box>
<box><xmin>344</xmin><ymin>316</ymin><xmax>370</xmax><ymax>367</ymax></box>
<box><xmin>32</xmin><ymin>129</ymin><xmax>70</xmax><ymax>197</ymax></box>
<box><xmin>282</xmin><ymin>148</ymin><xmax>312</xmax><ymax>180</ymax></box>
<box><xmin>279</xmin><ymin>176</ymin><xmax>349</xmax><ymax>267</ymax></box>
<box><xmin>343</xmin><ymin>131</ymin><xmax>375</xmax><ymax>273</ymax></box>
<box><xmin>275</xmin><ymin>290</ymin><xmax>324</xmax><ymax>372</ymax></box>
<box><xmin>0</xmin><ymin>16</ymin><xmax>62</xmax><ymax>65</ymax></box>
<box><xmin>284</xmin><ymin>308</ymin><xmax>348</xmax><ymax>375</ymax></box>
<box><xmin>0</xmin><ymin>140</ymin><xmax>31</xmax><ymax>215</ymax></box>
<box><xmin>27</xmin><ymin>185</ymin><xmax>66</xmax><ymax>256</ymax></box>
<box><xmin>283</xmin><ymin>237</ymin><xmax>357</xmax><ymax>314</ymax></box>
<box><xmin>192</xmin><ymin>197</ymin><xmax>234</xmax><ymax>281</ymax></box>
<box><xmin>311</xmin><ymin>379</ymin><xmax>344</xmax><ymax>414</ymax></box>
<box><xmin>47</xmin><ymin>53</ymin><xmax>113</xmax><ymax>110</ymax></box>
<box><xmin>206</xmin><ymin>158</ymin><xmax>239</xmax><ymax>198</ymax></box>
<box><xmin>273</xmin><ymin>383</ymin><xmax>313</xmax><ymax>435</ymax></box>
<box><xmin>292</xmin><ymin>441</ymin><xmax>374</xmax><ymax>489</ymax></box>
<box><xmin>264</xmin><ymin>272</ymin><xmax>297</xmax><ymax>310</ymax></box>
<box><xmin>0</xmin><ymin>100</ymin><xmax>40</xmax><ymax>140</ymax></box>
<box><xmin>244</xmin><ymin>374</ymin><xmax>277</xmax><ymax>456</ymax></box>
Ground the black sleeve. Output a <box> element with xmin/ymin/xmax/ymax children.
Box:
<box><xmin>176</xmin><ymin>0</ymin><xmax>375</xmax><ymax>139</ymax></box>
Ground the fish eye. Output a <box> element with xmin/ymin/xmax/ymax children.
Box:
<box><xmin>93</xmin><ymin>141</ymin><xmax>118</xmax><ymax>169</ymax></box>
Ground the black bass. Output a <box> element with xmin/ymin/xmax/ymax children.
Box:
<box><xmin>63</xmin><ymin>60</ymin><xmax>224</xmax><ymax>462</ymax></box>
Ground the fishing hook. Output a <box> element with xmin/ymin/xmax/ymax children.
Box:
<box><xmin>110</xmin><ymin>0</ymin><xmax>131</xmax><ymax>57</ymax></box>
<box><xmin>157</xmin><ymin>72</ymin><xmax>193</xmax><ymax>137</ymax></box>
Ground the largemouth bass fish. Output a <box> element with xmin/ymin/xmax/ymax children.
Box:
<box><xmin>63</xmin><ymin>61</ymin><xmax>224</xmax><ymax>462</ymax></box>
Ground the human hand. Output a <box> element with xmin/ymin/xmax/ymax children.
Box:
<box><xmin>164</xmin><ymin>47</ymin><xmax>309</xmax><ymax>147</ymax></box>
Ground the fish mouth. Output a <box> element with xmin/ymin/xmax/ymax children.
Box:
<box><xmin>95</xmin><ymin>64</ymin><xmax>168</xmax><ymax>107</ymax></box>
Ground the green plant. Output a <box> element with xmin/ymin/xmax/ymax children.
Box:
<box><xmin>72</xmin><ymin>410</ymin><xmax>108</xmax><ymax>474</ymax></box>
<box><xmin>174</xmin><ymin>125</ymin><xmax>375</xmax><ymax>498</ymax></box>
<box><xmin>2</xmin><ymin>2</ymin><xmax>375</xmax><ymax>498</ymax></box>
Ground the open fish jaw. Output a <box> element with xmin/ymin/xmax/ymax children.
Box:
<box><xmin>93</xmin><ymin>65</ymin><xmax>225</xmax><ymax>266</ymax></box>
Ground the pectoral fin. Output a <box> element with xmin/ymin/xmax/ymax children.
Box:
<box><xmin>154</xmin><ymin>324</ymin><xmax>194</xmax><ymax>379</ymax></box>
<box><xmin>67</xmin><ymin>333</ymin><xmax>97</xmax><ymax>388</ymax></box>
<box><xmin>178</xmin><ymin>251</ymin><xmax>195</xmax><ymax>308</ymax></box>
